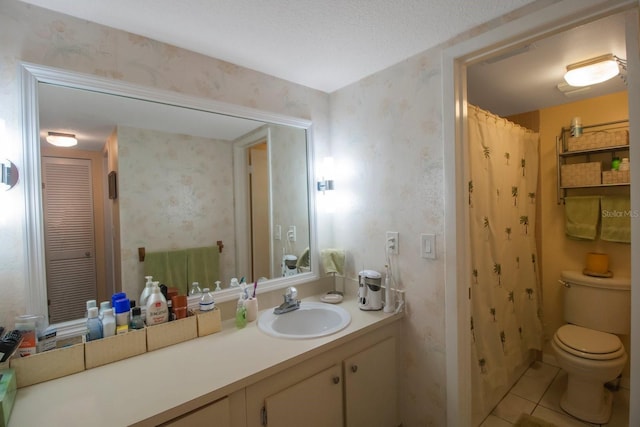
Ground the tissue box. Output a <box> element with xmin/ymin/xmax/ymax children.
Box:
<box><xmin>0</xmin><ymin>369</ymin><xmax>16</xmax><ymax>427</ymax></box>
<box><xmin>561</xmin><ymin>162</ymin><xmax>601</xmax><ymax>187</ymax></box>
<box><xmin>85</xmin><ymin>328</ymin><xmax>147</xmax><ymax>369</ymax></box>
<box><xmin>10</xmin><ymin>343</ymin><xmax>84</xmax><ymax>388</ymax></box>
<box><xmin>146</xmin><ymin>316</ymin><xmax>197</xmax><ymax>351</ymax></box>
<box><xmin>195</xmin><ymin>308</ymin><xmax>222</xmax><ymax>337</ymax></box>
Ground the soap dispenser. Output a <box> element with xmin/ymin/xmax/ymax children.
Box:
<box><xmin>146</xmin><ymin>282</ymin><xmax>168</xmax><ymax>326</ymax></box>
<box><xmin>140</xmin><ymin>276</ymin><xmax>154</xmax><ymax>307</ymax></box>
<box><xmin>235</xmin><ymin>293</ymin><xmax>247</xmax><ymax>329</ymax></box>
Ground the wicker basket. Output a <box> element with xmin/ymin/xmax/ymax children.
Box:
<box><xmin>561</xmin><ymin>162</ymin><xmax>601</xmax><ymax>187</ymax></box>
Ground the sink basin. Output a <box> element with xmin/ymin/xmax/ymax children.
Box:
<box><xmin>258</xmin><ymin>301</ymin><xmax>351</xmax><ymax>339</ymax></box>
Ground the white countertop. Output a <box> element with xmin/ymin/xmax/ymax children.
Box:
<box><xmin>9</xmin><ymin>295</ymin><xmax>402</xmax><ymax>427</ymax></box>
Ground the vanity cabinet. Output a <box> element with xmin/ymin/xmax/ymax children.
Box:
<box><xmin>161</xmin><ymin>397</ymin><xmax>231</xmax><ymax>427</ymax></box>
<box><xmin>344</xmin><ymin>337</ymin><xmax>397</xmax><ymax>427</ymax></box>
<box><xmin>246</xmin><ymin>330</ymin><xmax>398</xmax><ymax>427</ymax></box>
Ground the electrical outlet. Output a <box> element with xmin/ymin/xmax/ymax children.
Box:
<box><xmin>288</xmin><ymin>225</ymin><xmax>297</xmax><ymax>242</ymax></box>
<box><xmin>386</xmin><ymin>231</ymin><xmax>399</xmax><ymax>255</ymax></box>
<box><xmin>421</xmin><ymin>233</ymin><xmax>436</xmax><ymax>259</ymax></box>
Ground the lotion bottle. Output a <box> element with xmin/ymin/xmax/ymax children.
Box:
<box><xmin>146</xmin><ymin>282</ymin><xmax>168</xmax><ymax>326</ymax></box>
<box><xmin>86</xmin><ymin>307</ymin><xmax>103</xmax><ymax>341</ymax></box>
<box><xmin>102</xmin><ymin>308</ymin><xmax>116</xmax><ymax>337</ymax></box>
<box><xmin>140</xmin><ymin>276</ymin><xmax>154</xmax><ymax>307</ymax></box>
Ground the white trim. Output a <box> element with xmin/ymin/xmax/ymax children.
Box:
<box><xmin>20</xmin><ymin>62</ymin><xmax>318</xmax><ymax>339</ymax></box>
<box><xmin>442</xmin><ymin>1</ymin><xmax>639</xmax><ymax>425</ymax></box>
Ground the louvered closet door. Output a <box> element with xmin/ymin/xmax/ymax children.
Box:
<box><xmin>43</xmin><ymin>157</ymin><xmax>97</xmax><ymax>323</ymax></box>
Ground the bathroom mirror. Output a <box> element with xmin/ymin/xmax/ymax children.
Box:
<box><xmin>21</xmin><ymin>62</ymin><xmax>317</xmax><ymax>337</ymax></box>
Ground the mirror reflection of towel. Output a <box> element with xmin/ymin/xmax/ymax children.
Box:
<box><xmin>320</xmin><ymin>249</ymin><xmax>345</xmax><ymax>275</ymax></box>
<box><xmin>144</xmin><ymin>250</ymin><xmax>188</xmax><ymax>290</ymax></box>
<box><xmin>297</xmin><ymin>247</ymin><xmax>310</xmax><ymax>269</ymax></box>
<box><xmin>187</xmin><ymin>246</ymin><xmax>220</xmax><ymax>289</ymax></box>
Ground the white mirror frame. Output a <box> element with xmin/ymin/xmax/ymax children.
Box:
<box><xmin>20</xmin><ymin>62</ymin><xmax>318</xmax><ymax>338</ymax></box>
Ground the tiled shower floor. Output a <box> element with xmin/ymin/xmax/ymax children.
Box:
<box><xmin>480</xmin><ymin>361</ymin><xmax>630</xmax><ymax>427</ymax></box>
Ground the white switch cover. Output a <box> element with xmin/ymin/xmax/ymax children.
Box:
<box><xmin>421</xmin><ymin>234</ymin><xmax>436</xmax><ymax>259</ymax></box>
<box><xmin>288</xmin><ymin>225</ymin><xmax>297</xmax><ymax>242</ymax></box>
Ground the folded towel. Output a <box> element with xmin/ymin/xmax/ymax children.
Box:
<box><xmin>600</xmin><ymin>196</ymin><xmax>631</xmax><ymax>243</ymax></box>
<box><xmin>320</xmin><ymin>248</ymin><xmax>345</xmax><ymax>275</ymax></box>
<box><xmin>187</xmin><ymin>246</ymin><xmax>220</xmax><ymax>290</ymax></box>
<box><xmin>564</xmin><ymin>196</ymin><xmax>600</xmax><ymax>240</ymax></box>
<box><xmin>296</xmin><ymin>247</ymin><xmax>310</xmax><ymax>269</ymax></box>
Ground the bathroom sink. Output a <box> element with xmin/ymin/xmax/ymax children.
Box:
<box><xmin>258</xmin><ymin>301</ymin><xmax>351</xmax><ymax>339</ymax></box>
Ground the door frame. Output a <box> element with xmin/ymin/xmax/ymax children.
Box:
<box><xmin>442</xmin><ymin>1</ymin><xmax>640</xmax><ymax>425</ymax></box>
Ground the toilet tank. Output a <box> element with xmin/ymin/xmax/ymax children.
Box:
<box><xmin>561</xmin><ymin>270</ymin><xmax>630</xmax><ymax>334</ymax></box>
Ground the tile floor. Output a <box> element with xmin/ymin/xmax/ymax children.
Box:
<box><xmin>480</xmin><ymin>361</ymin><xmax>630</xmax><ymax>427</ymax></box>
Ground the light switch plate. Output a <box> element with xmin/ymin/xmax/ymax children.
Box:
<box><xmin>421</xmin><ymin>234</ymin><xmax>436</xmax><ymax>259</ymax></box>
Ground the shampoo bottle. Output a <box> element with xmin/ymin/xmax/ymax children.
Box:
<box><xmin>146</xmin><ymin>282</ymin><xmax>169</xmax><ymax>326</ymax></box>
<box><xmin>102</xmin><ymin>308</ymin><xmax>116</xmax><ymax>337</ymax></box>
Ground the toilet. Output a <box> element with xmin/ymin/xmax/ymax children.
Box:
<box><xmin>551</xmin><ymin>270</ymin><xmax>630</xmax><ymax>424</ymax></box>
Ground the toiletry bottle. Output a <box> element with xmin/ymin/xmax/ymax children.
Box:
<box><xmin>235</xmin><ymin>293</ymin><xmax>247</xmax><ymax>329</ymax></box>
<box><xmin>102</xmin><ymin>308</ymin><xmax>116</xmax><ymax>338</ymax></box>
<box><xmin>98</xmin><ymin>301</ymin><xmax>111</xmax><ymax>319</ymax></box>
<box><xmin>200</xmin><ymin>288</ymin><xmax>215</xmax><ymax>311</ymax></box>
<box><xmin>230</xmin><ymin>277</ymin><xmax>240</xmax><ymax>288</ymax></box>
<box><xmin>619</xmin><ymin>157</ymin><xmax>630</xmax><ymax>171</ymax></box>
<box><xmin>612</xmin><ymin>157</ymin><xmax>621</xmax><ymax>171</ymax></box>
<box><xmin>114</xmin><ymin>298</ymin><xmax>131</xmax><ymax>335</ymax></box>
<box><xmin>85</xmin><ymin>299</ymin><xmax>97</xmax><ymax>318</ymax></box>
<box><xmin>189</xmin><ymin>281</ymin><xmax>202</xmax><ymax>296</ymax></box>
<box><xmin>139</xmin><ymin>276</ymin><xmax>154</xmax><ymax>308</ymax></box>
<box><xmin>160</xmin><ymin>284</ymin><xmax>174</xmax><ymax>321</ymax></box>
<box><xmin>214</xmin><ymin>281</ymin><xmax>222</xmax><ymax>292</ymax></box>
<box><xmin>129</xmin><ymin>307</ymin><xmax>145</xmax><ymax>330</ymax></box>
<box><xmin>146</xmin><ymin>283</ymin><xmax>169</xmax><ymax>326</ymax></box>
<box><xmin>86</xmin><ymin>307</ymin><xmax>103</xmax><ymax>341</ymax></box>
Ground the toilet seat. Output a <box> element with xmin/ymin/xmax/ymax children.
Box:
<box><xmin>554</xmin><ymin>325</ymin><xmax>624</xmax><ymax>360</ymax></box>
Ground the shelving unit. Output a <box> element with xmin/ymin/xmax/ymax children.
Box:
<box><xmin>556</xmin><ymin>119</ymin><xmax>630</xmax><ymax>204</ymax></box>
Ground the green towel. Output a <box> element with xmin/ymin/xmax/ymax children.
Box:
<box><xmin>187</xmin><ymin>246</ymin><xmax>220</xmax><ymax>291</ymax></box>
<box><xmin>143</xmin><ymin>250</ymin><xmax>188</xmax><ymax>293</ymax></box>
<box><xmin>564</xmin><ymin>196</ymin><xmax>600</xmax><ymax>240</ymax></box>
<box><xmin>600</xmin><ymin>195</ymin><xmax>631</xmax><ymax>243</ymax></box>
<box><xmin>320</xmin><ymin>248</ymin><xmax>345</xmax><ymax>275</ymax></box>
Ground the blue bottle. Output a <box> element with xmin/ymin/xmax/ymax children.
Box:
<box><xmin>86</xmin><ymin>307</ymin><xmax>103</xmax><ymax>341</ymax></box>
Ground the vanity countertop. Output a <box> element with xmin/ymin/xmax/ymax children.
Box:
<box><xmin>9</xmin><ymin>295</ymin><xmax>403</xmax><ymax>427</ymax></box>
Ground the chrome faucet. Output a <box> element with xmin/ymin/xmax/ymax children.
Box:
<box><xmin>274</xmin><ymin>286</ymin><xmax>300</xmax><ymax>314</ymax></box>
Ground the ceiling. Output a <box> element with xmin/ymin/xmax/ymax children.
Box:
<box><xmin>20</xmin><ymin>0</ymin><xmax>537</xmax><ymax>93</ymax></box>
<box><xmin>27</xmin><ymin>1</ymin><xmax>628</xmax><ymax>149</ymax></box>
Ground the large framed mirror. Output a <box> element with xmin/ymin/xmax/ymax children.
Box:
<box><xmin>21</xmin><ymin>62</ymin><xmax>318</xmax><ymax>338</ymax></box>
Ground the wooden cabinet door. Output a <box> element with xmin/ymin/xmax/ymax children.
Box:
<box><xmin>264</xmin><ymin>364</ymin><xmax>343</xmax><ymax>427</ymax></box>
<box><xmin>344</xmin><ymin>337</ymin><xmax>397</xmax><ymax>427</ymax></box>
<box><xmin>162</xmin><ymin>396</ymin><xmax>231</xmax><ymax>427</ymax></box>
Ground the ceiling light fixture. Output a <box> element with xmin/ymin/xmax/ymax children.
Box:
<box><xmin>563</xmin><ymin>54</ymin><xmax>622</xmax><ymax>87</ymax></box>
<box><xmin>46</xmin><ymin>131</ymin><xmax>77</xmax><ymax>147</ymax></box>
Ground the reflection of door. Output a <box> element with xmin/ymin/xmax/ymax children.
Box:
<box><xmin>249</xmin><ymin>143</ymin><xmax>271</xmax><ymax>280</ymax></box>
<box><xmin>42</xmin><ymin>157</ymin><xmax>97</xmax><ymax>323</ymax></box>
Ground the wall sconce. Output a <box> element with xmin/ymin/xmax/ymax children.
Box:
<box><xmin>46</xmin><ymin>131</ymin><xmax>78</xmax><ymax>147</ymax></box>
<box><xmin>1</xmin><ymin>159</ymin><xmax>19</xmax><ymax>190</ymax></box>
<box><xmin>316</xmin><ymin>157</ymin><xmax>335</xmax><ymax>193</ymax></box>
<box><xmin>564</xmin><ymin>54</ymin><xmax>625</xmax><ymax>87</ymax></box>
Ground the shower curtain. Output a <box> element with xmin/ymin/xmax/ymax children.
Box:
<box><xmin>467</xmin><ymin>105</ymin><xmax>543</xmax><ymax>425</ymax></box>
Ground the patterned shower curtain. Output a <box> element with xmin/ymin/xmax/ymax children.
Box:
<box><xmin>467</xmin><ymin>105</ymin><xmax>543</xmax><ymax>424</ymax></box>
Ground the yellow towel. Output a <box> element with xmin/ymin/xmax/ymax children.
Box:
<box><xmin>296</xmin><ymin>247</ymin><xmax>310</xmax><ymax>269</ymax></box>
<box><xmin>320</xmin><ymin>248</ymin><xmax>345</xmax><ymax>275</ymax></box>
<box><xmin>600</xmin><ymin>196</ymin><xmax>631</xmax><ymax>243</ymax></box>
<box><xmin>564</xmin><ymin>196</ymin><xmax>600</xmax><ymax>240</ymax></box>
<box><xmin>187</xmin><ymin>246</ymin><xmax>220</xmax><ymax>291</ymax></box>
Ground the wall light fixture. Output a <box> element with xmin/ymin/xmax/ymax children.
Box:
<box><xmin>564</xmin><ymin>54</ymin><xmax>625</xmax><ymax>87</ymax></box>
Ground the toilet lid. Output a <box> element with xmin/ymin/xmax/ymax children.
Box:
<box><xmin>555</xmin><ymin>325</ymin><xmax>624</xmax><ymax>360</ymax></box>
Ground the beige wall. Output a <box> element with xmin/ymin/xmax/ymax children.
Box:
<box><xmin>539</xmin><ymin>92</ymin><xmax>630</xmax><ymax>367</ymax></box>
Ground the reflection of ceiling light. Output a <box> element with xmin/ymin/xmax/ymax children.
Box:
<box><xmin>564</xmin><ymin>54</ymin><xmax>621</xmax><ymax>87</ymax></box>
<box><xmin>46</xmin><ymin>132</ymin><xmax>77</xmax><ymax>147</ymax></box>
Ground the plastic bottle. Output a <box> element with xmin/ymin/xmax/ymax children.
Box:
<box><xmin>214</xmin><ymin>281</ymin><xmax>222</xmax><ymax>292</ymax></box>
<box><xmin>230</xmin><ymin>277</ymin><xmax>240</xmax><ymax>288</ymax></box>
<box><xmin>98</xmin><ymin>301</ymin><xmax>111</xmax><ymax>319</ymax></box>
<box><xmin>200</xmin><ymin>288</ymin><xmax>215</xmax><ymax>312</ymax></box>
<box><xmin>129</xmin><ymin>307</ymin><xmax>145</xmax><ymax>330</ymax></box>
<box><xmin>114</xmin><ymin>298</ymin><xmax>131</xmax><ymax>335</ymax></box>
<box><xmin>146</xmin><ymin>283</ymin><xmax>169</xmax><ymax>326</ymax></box>
<box><xmin>189</xmin><ymin>281</ymin><xmax>203</xmax><ymax>296</ymax></box>
<box><xmin>102</xmin><ymin>308</ymin><xmax>116</xmax><ymax>338</ymax></box>
<box><xmin>86</xmin><ymin>307</ymin><xmax>103</xmax><ymax>341</ymax></box>
<box><xmin>235</xmin><ymin>294</ymin><xmax>247</xmax><ymax>329</ymax></box>
<box><xmin>619</xmin><ymin>158</ymin><xmax>630</xmax><ymax>171</ymax></box>
<box><xmin>139</xmin><ymin>276</ymin><xmax>154</xmax><ymax>308</ymax></box>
